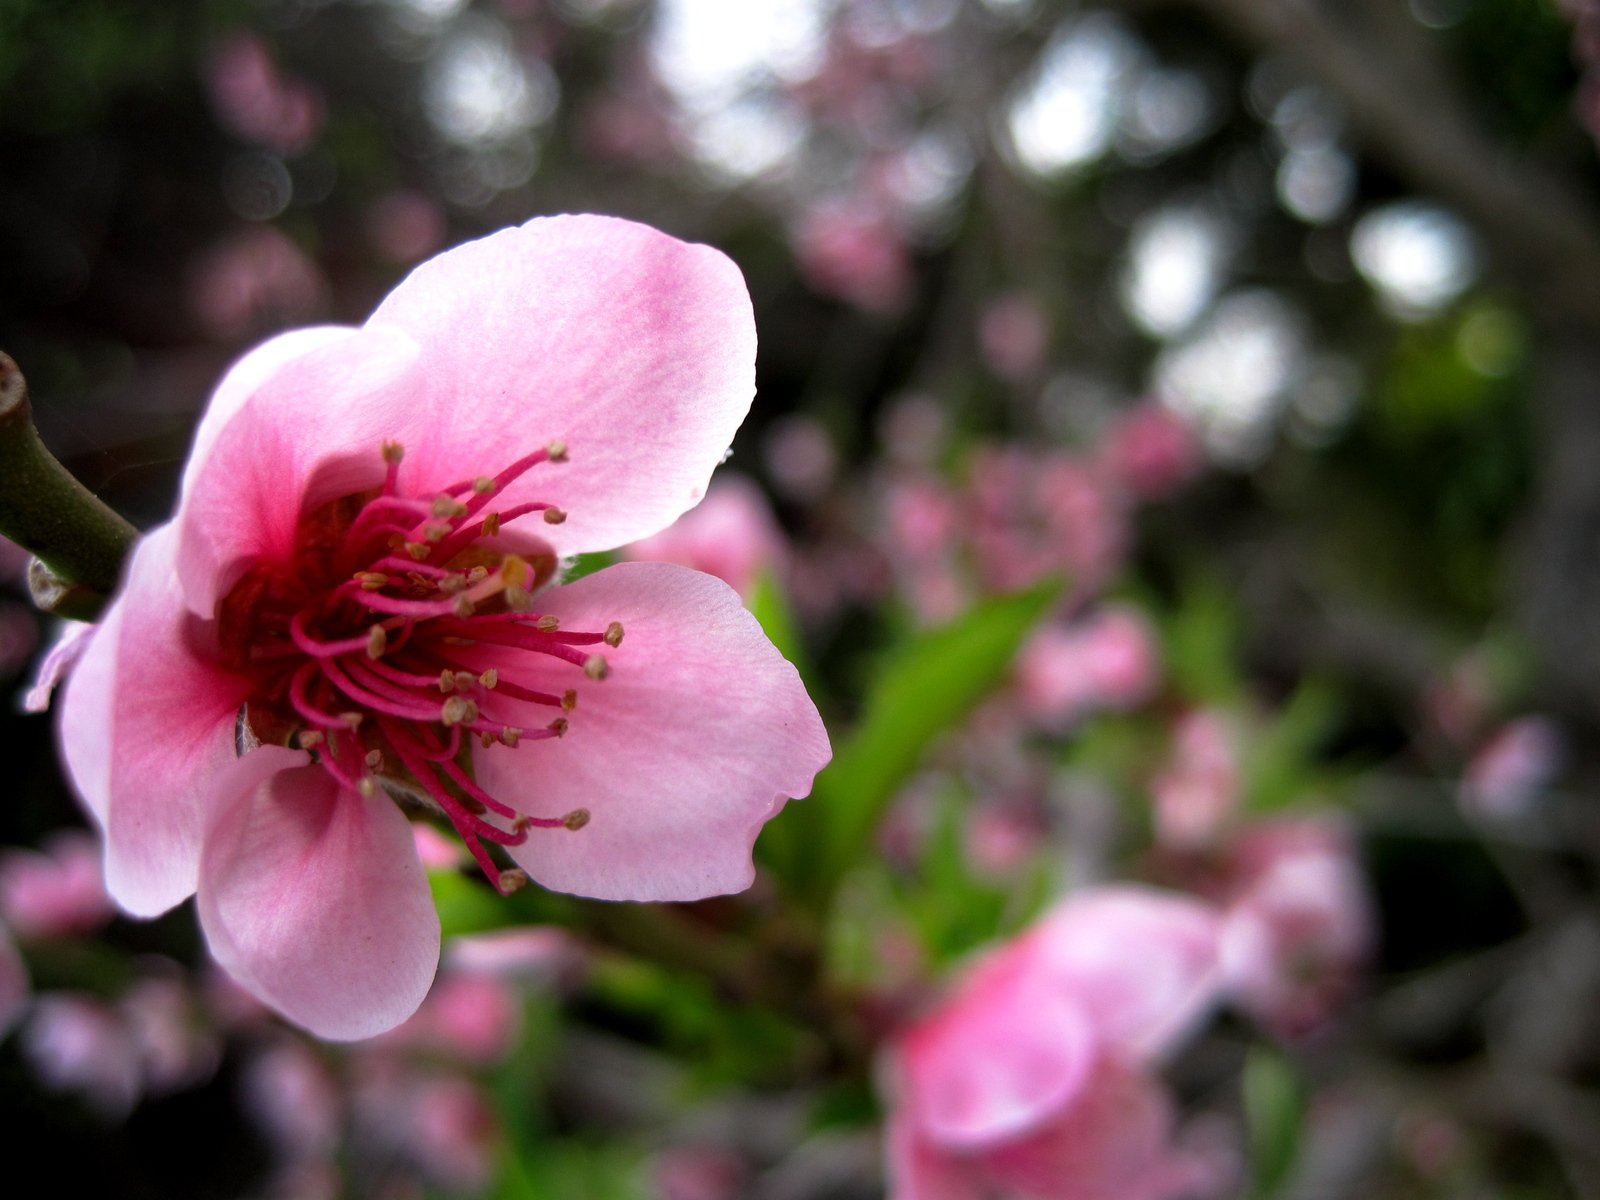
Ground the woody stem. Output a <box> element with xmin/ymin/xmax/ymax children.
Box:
<box><xmin>0</xmin><ymin>352</ymin><xmax>138</xmax><ymax>621</ymax></box>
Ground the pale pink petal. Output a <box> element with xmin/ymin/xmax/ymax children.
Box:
<box><xmin>1029</xmin><ymin>886</ymin><xmax>1222</xmax><ymax>1063</ymax></box>
<box><xmin>21</xmin><ymin>619</ymin><xmax>93</xmax><ymax>713</ymax></box>
<box><xmin>58</xmin><ymin>524</ymin><xmax>249</xmax><ymax>915</ymax></box>
<box><xmin>898</xmin><ymin>939</ymin><xmax>1097</xmax><ymax>1146</ymax></box>
<box><xmin>981</xmin><ymin>1058</ymin><xmax>1185</xmax><ymax>1200</ymax></box>
<box><xmin>174</xmin><ymin>324</ymin><xmax>421</xmax><ymax>616</ymax></box>
<box><xmin>180</xmin><ymin>325</ymin><xmax>357</xmax><ymax>494</ymax></box>
<box><xmin>366</xmin><ymin>214</ymin><xmax>757</xmax><ymax>555</ymax></box>
<box><xmin>475</xmin><ymin>562</ymin><xmax>829</xmax><ymax>901</ymax></box>
<box><xmin>197</xmin><ymin>747</ymin><xmax>440</xmax><ymax>1040</ymax></box>
<box><xmin>885</xmin><ymin>1109</ymin><xmax>984</xmax><ymax>1200</ymax></box>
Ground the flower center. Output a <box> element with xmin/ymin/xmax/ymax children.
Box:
<box><xmin>218</xmin><ymin>440</ymin><xmax>619</xmax><ymax>894</ymax></box>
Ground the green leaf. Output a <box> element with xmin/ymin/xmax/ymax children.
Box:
<box><xmin>747</xmin><ymin>567</ymin><xmax>807</xmax><ymax>677</ymax></box>
<box><xmin>801</xmin><ymin>578</ymin><xmax>1061</xmax><ymax>904</ymax></box>
<box><xmin>1243</xmin><ymin>1045</ymin><xmax>1305</xmax><ymax>1199</ymax></box>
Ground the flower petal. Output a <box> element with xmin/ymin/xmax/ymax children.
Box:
<box><xmin>174</xmin><ymin>324</ymin><xmax>421</xmax><ymax>617</ymax></box>
<box><xmin>980</xmin><ymin>1058</ymin><xmax>1184</xmax><ymax>1200</ymax></box>
<box><xmin>1029</xmin><ymin>885</ymin><xmax>1222</xmax><ymax>1063</ymax></box>
<box><xmin>366</xmin><ymin>214</ymin><xmax>757</xmax><ymax>555</ymax></box>
<box><xmin>58</xmin><ymin>524</ymin><xmax>249</xmax><ymax>916</ymax></box>
<box><xmin>885</xmin><ymin>1109</ymin><xmax>984</xmax><ymax>1200</ymax></box>
<box><xmin>474</xmin><ymin>562</ymin><xmax>829</xmax><ymax>901</ymax></box>
<box><xmin>197</xmin><ymin>747</ymin><xmax>440</xmax><ymax>1040</ymax></box>
<box><xmin>898</xmin><ymin>937</ymin><xmax>1097</xmax><ymax>1147</ymax></box>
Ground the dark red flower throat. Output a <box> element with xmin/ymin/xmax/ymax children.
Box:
<box><xmin>217</xmin><ymin>440</ymin><xmax>617</xmax><ymax>893</ymax></box>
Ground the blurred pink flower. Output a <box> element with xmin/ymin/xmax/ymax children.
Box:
<box><xmin>793</xmin><ymin>200</ymin><xmax>914</xmax><ymax>313</ymax></box>
<box><xmin>366</xmin><ymin>191</ymin><xmax>447</xmax><ymax>266</ymax></box>
<box><xmin>979</xmin><ymin>294</ymin><xmax>1049</xmax><ymax>383</ymax></box>
<box><xmin>0</xmin><ymin>830</ymin><xmax>114</xmax><ymax>940</ymax></box>
<box><xmin>1152</xmin><ymin>710</ymin><xmax>1241</xmax><ymax>853</ymax></box>
<box><xmin>188</xmin><ymin>226</ymin><xmax>328</xmax><ymax>341</ymax></box>
<box><xmin>884</xmin><ymin>886</ymin><xmax>1223</xmax><ymax>1200</ymax></box>
<box><xmin>1101</xmin><ymin>403</ymin><xmax>1203</xmax><ymax>501</ymax></box>
<box><xmin>655</xmin><ymin>1146</ymin><xmax>747</xmax><ymax>1200</ymax></box>
<box><xmin>0</xmin><ymin>929</ymin><xmax>26</xmax><ymax>1038</ymax></box>
<box><xmin>120</xmin><ymin>974</ymin><xmax>221</xmax><ymax>1094</ymax></box>
<box><xmin>22</xmin><ymin>994</ymin><xmax>143</xmax><ymax>1117</ymax></box>
<box><xmin>403</xmin><ymin>1076</ymin><xmax>500</xmax><ymax>1193</ymax></box>
<box><xmin>621</xmin><ymin>475</ymin><xmax>785</xmax><ymax>599</ymax></box>
<box><xmin>1218</xmin><ymin>817</ymin><xmax>1371</xmax><ymax>1040</ymax></box>
<box><xmin>1459</xmin><ymin>716</ymin><xmax>1562</xmax><ymax>821</ymax></box>
<box><xmin>60</xmin><ymin>215</ymin><xmax>830</xmax><ymax>1039</ymax></box>
<box><xmin>383</xmin><ymin>971</ymin><xmax>522</xmax><ymax>1065</ymax></box>
<box><xmin>1016</xmin><ymin>606</ymin><xmax>1160</xmax><ymax>729</ymax></box>
<box><xmin>243</xmin><ymin>1039</ymin><xmax>344</xmax><ymax>1159</ymax></box>
<box><xmin>204</xmin><ymin>32</ymin><xmax>325</xmax><ymax>156</ymax></box>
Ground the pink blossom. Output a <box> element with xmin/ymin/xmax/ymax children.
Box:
<box><xmin>366</xmin><ymin>191</ymin><xmax>447</xmax><ymax>265</ymax></box>
<box><xmin>60</xmin><ymin>215</ymin><xmax>831</xmax><ymax>1040</ymax></box>
<box><xmin>1101</xmin><ymin>403</ymin><xmax>1203</xmax><ymax>501</ymax></box>
<box><xmin>22</xmin><ymin>994</ymin><xmax>143</xmax><ymax>1117</ymax></box>
<box><xmin>1016</xmin><ymin>607</ymin><xmax>1160</xmax><ymax>729</ymax></box>
<box><xmin>120</xmin><ymin>973</ymin><xmax>222</xmax><ymax>1094</ymax></box>
<box><xmin>242</xmin><ymin>1039</ymin><xmax>344</xmax><ymax>1159</ymax></box>
<box><xmin>1218</xmin><ymin>817</ymin><xmax>1371</xmax><ymax>1040</ymax></box>
<box><xmin>792</xmin><ymin>200</ymin><xmax>914</xmax><ymax>313</ymax></box>
<box><xmin>884</xmin><ymin>886</ymin><xmax>1223</xmax><ymax>1200</ymax></box>
<box><xmin>621</xmin><ymin>475</ymin><xmax>785</xmax><ymax>598</ymax></box>
<box><xmin>0</xmin><ymin>830</ymin><xmax>113</xmax><ymax>940</ymax></box>
<box><xmin>655</xmin><ymin>1146</ymin><xmax>747</xmax><ymax>1200</ymax></box>
<box><xmin>0</xmin><ymin>928</ymin><xmax>26</xmax><ymax>1039</ymax></box>
<box><xmin>979</xmin><ymin>294</ymin><xmax>1049</xmax><ymax>383</ymax></box>
<box><xmin>1460</xmin><ymin>716</ymin><xmax>1562</xmax><ymax>821</ymax></box>
<box><xmin>188</xmin><ymin>225</ymin><xmax>328</xmax><ymax>341</ymax></box>
<box><xmin>1152</xmin><ymin>710</ymin><xmax>1241</xmax><ymax>853</ymax></box>
<box><xmin>204</xmin><ymin>32</ymin><xmax>326</xmax><ymax>156</ymax></box>
<box><xmin>383</xmin><ymin>970</ymin><xmax>522</xmax><ymax>1064</ymax></box>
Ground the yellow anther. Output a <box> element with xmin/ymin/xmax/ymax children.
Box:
<box><xmin>340</xmin><ymin>712</ymin><xmax>365</xmax><ymax>729</ymax></box>
<box><xmin>481</xmin><ymin>512</ymin><xmax>502</xmax><ymax>538</ymax></box>
<box><xmin>381</xmin><ymin>440</ymin><xmax>405</xmax><ymax>465</ymax></box>
<box><xmin>472</xmin><ymin>476</ymin><xmax>495</xmax><ymax>495</ymax></box>
<box><xmin>546</xmin><ymin>440</ymin><xmax>568</xmax><ymax>462</ymax></box>
<box><xmin>478</xmin><ymin>731</ymin><xmax>496</xmax><ymax>749</ymax></box>
<box><xmin>423</xmin><ymin>521</ymin><xmax>452</xmax><ymax>542</ymax></box>
<box><xmin>604</xmin><ymin>621</ymin><xmax>624</xmax><ymax>648</ymax></box>
<box><xmin>438</xmin><ymin>573</ymin><xmax>468</xmax><ymax>594</ymax></box>
<box><xmin>563</xmin><ymin>808</ymin><xmax>590</xmax><ymax>830</ymax></box>
<box><xmin>453</xmin><ymin>594</ymin><xmax>476</xmax><ymax>618</ymax></box>
<box><xmin>432</xmin><ymin>496</ymin><xmax>469</xmax><ymax>519</ymax></box>
<box><xmin>498</xmin><ymin>868</ymin><xmax>530</xmax><ymax>895</ymax></box>
<box><xmin>358</xmin><ymin>776</ymin><xmax>379</xmax><ymax>799</ymax></box>
<box><xmin>404</xmin><ymin>541</ymin><xmax>431</xmax><ymax>560</ymax></box>
<box><xmin>441</xmin><ymin>696</ymin><xmax>479</xmax><ymax>727</ymax></box>
<box><xmin>479</xmin><ymin>669</ymin><xmax>499</xmax><ymax>689</ymax></box>
<box><xmin>453</xmin><ymin>670</ymin><xmax>477</xmax><ymax>691</ymax></box>
<box><xmin>354</xmin><ymin>571</ymin><xmax>388</xmax><ymax>591</ymax></box>
<box><xmin>498</xmin><ymin>556</ymin><xmax>528</xmax><ymax>588</ymax></box>
<box><xmin>466</xmin><ymin>566</ymin><xmax>489</xmax><ymax>584</ymax></box>
<box><xmin>438</xmin><ymin>670</ymin><xmax>456</xmax><ymax>693</ymax></box>
<box><xmin>366</xmin><ymin>625</ymin><xmax>387</xmax><ymax>659</ymax></box>
<box><xmin>298</xmin><ymin>730</ymin><xmax>326</xmax><ymax>749</ymax></box>
<box><xmin>583</xmin><ymin>655</ymin><xmax>609</xmax><ymax>681</ymax></box>
<box><xmin>501</xmin><ymin>726</ymin><xmax>522</xmax><ymax>747</ymax></box>
<box><xmin>561</xmin><ymin>689</ymin><xmax>577</xmax><ymax>712</ymax></box>
<box><xmin>364</xmin><ymin>749</ymin><xmax>384</xmax><ymax>770</ymax></box>
<box><xmin>535</xmin><ymin>614</ymin><xmax>560</xmax><ymax>632</ymax></box>
<box><xmin>549</xmin><ymin>717</ymin><xmax>569</xmax><ymax>737</ymax></box>
<box><xmin>542</xmin><ymin>507</ymin><xmax>567</xmax><ymax>525</ymax></box>
<box><xmin>505</xmin><ymin>585</ymin><xmax>531</xmax><ymax>612</ymax></box>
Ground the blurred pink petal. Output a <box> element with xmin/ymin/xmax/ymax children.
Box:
<box><xmin>1219</xmin><ymin>816</ymin><xmax>1371</xmax><ymax>1039</ymax></box>
<box><xmin>204</xmin><ymin>32</ymin><xmax>325</xmax><ymax>155</ymax></box>
<box><xmin>1460</xmin><ymin>716</ymin><xmax>1562</xmax><ymax>820</ymax></box>
<box><xmin>621</xmin><ymin>475</ymin><xmax>785</xmax><ymax>598</ymax></box>
<box><xmin>0</xmin><ymin>830</ymin><xmax>113</xmax><ymax>939</ymax></box>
